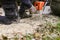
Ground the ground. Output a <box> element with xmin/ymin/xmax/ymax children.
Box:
<box><xmin>0</xmin><ymin>8</ymin><xmax>60</xmax><ymax>40</ymax></box>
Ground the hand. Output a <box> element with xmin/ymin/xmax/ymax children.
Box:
<box><xmin>30</xmin><ymin>5</ymin><xmax>37</xmax><ymax>13</ymax></box>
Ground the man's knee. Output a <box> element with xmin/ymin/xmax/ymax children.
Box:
<box><xmin>21</xmin><ymin>0</ymin><xmax>32</xmax><ymax>8</ymax></box>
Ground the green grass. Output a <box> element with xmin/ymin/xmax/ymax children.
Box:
<box><xmin>42</xmin><ymin>36</ymin><xmax>60</xmax><ymax>40</ymax></box>
<box><xmin>56</xmin><ymin>22</ymin><xmax>60</xmax><ymax>32</ymax></box>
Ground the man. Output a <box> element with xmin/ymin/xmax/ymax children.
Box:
<box><xmin>2</xmin><ymin>0</ymin><xmax>18</xmax><ymax>19</ymax></box>
<box><xmin>1</xmin><ymin>0</ymin><xmax>18</xmax><ymax>24</ymax></box>
<box><xmin>19</xmin><ymin>0</ymin><xmax>36</xmax><ymax>19</ymax></box>
<box><xmin>1</xmin><ymin>0</ymin><xmax>36</xmax><ymax>24</ymax></box>
<box><xmin>2</xmin><ymin>0</ymin><xmax>36</xmax><ymax>19</ymax></box>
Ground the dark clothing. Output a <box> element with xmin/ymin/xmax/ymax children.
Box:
<box><xmin>2</xmin><ymin>0</ymin><xmax>32</xmax><ymax>19</ymax></box>
<box><xmin>2</xmin><ymin>0</ymin><xmax>16</xmax><ymax>5</ymax></box>
<box><xmin>19</xmin><ymin>0</ymin><xmax>32</xmax><ymax>18</ymax></box>
<box><xmin>20</xmin><ymin>0</ymin><xmax>32</xmax><ymax>12</ymax></box>
<box><xmin>20</xmin><ymin>0</ymin><xmax>32</xmax><ymax>14</ymax></box>
<box><xmin>21</xmin><ymin>0</ymin><xmax>32</xmax><ymax>8</ymax></box>
<box><xmin>19</xmin><ymin>0</ymin><xmax>32</xmax><ymax>14</ymax></box>
<box><xmin>2</xmin><ymin>0</ymin><xmax>18</xmax><ymax>19</ymax></box>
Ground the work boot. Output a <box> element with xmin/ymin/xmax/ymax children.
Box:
<box><xmin>0</xmin><ymin>16</ymin><xmax>12</xmax><ymax>24</ymax></box>
<box><xmin>19</xmin><ymin>11</ymin><xmax>32</xmax><ymax>19</ymax></box>
<box><xmin>2</xmin><ymin>18</ymin><xmax>12</xmax><ymax>24</ymax></box>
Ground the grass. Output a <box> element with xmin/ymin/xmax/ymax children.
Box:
<box><xmin>56</xmin><ymin>22</ymin><xmax>60</xmax><ymax>32</ymax></box>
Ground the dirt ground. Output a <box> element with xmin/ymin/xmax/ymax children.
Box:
<box><xmin>0</xmin><ymin>8</ymin><xmax>60</xmax><ymax>40</ymax></box>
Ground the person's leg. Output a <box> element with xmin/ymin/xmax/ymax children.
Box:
<box><xmin>19</xmin><ymin>0</ymin><xmax>32</xmax><ymax>18</ymax></box>
<box><xmin>19</xmin><ymin>3</ymin><xmax>32</xmax><ymax>18</ymax></box>
<box><xmin>2</xmin><ymin>0</ymin><xmax>20</xmax><ymax>23</ymax></box>
<box><xmin>21</xmin><ymin>0</ymin><xmax>32</xmax><ymax>8</ymax></box>
<box><xmin>1</xmin><ymin>5</ymin><xmax>12</xmax><ymax>24</ymax></box>
<box><xmin>2</xmin><ymin>0</ymin><xmax>18</xmax><ymax>18</ymax></box>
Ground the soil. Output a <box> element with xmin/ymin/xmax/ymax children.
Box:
<box><xmin>0</xmin><ymin>8</ymin><xmax>60</xmax><ymax>40</ymax></box>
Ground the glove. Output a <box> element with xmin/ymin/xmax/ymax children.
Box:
<box><xmin>30</xmin><ymin>5</ymin><xmax>36</xmax><ymax>13</ymax></box>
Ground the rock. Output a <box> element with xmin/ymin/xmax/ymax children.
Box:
<box><xmin>34</xmin><ymin>32</ymin><xmax>40</xmax><ymax>40</ymax></box>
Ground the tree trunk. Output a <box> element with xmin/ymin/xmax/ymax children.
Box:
<box><xmin>50</xmin><ymin>0</ymin><xmax>60</xmax><ymax>15</ymax></box>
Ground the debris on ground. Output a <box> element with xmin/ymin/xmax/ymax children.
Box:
<box><xmin>0</xmin><ymin>8</ymin><xmax>60</xmax><ymax>40</ymax></box>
